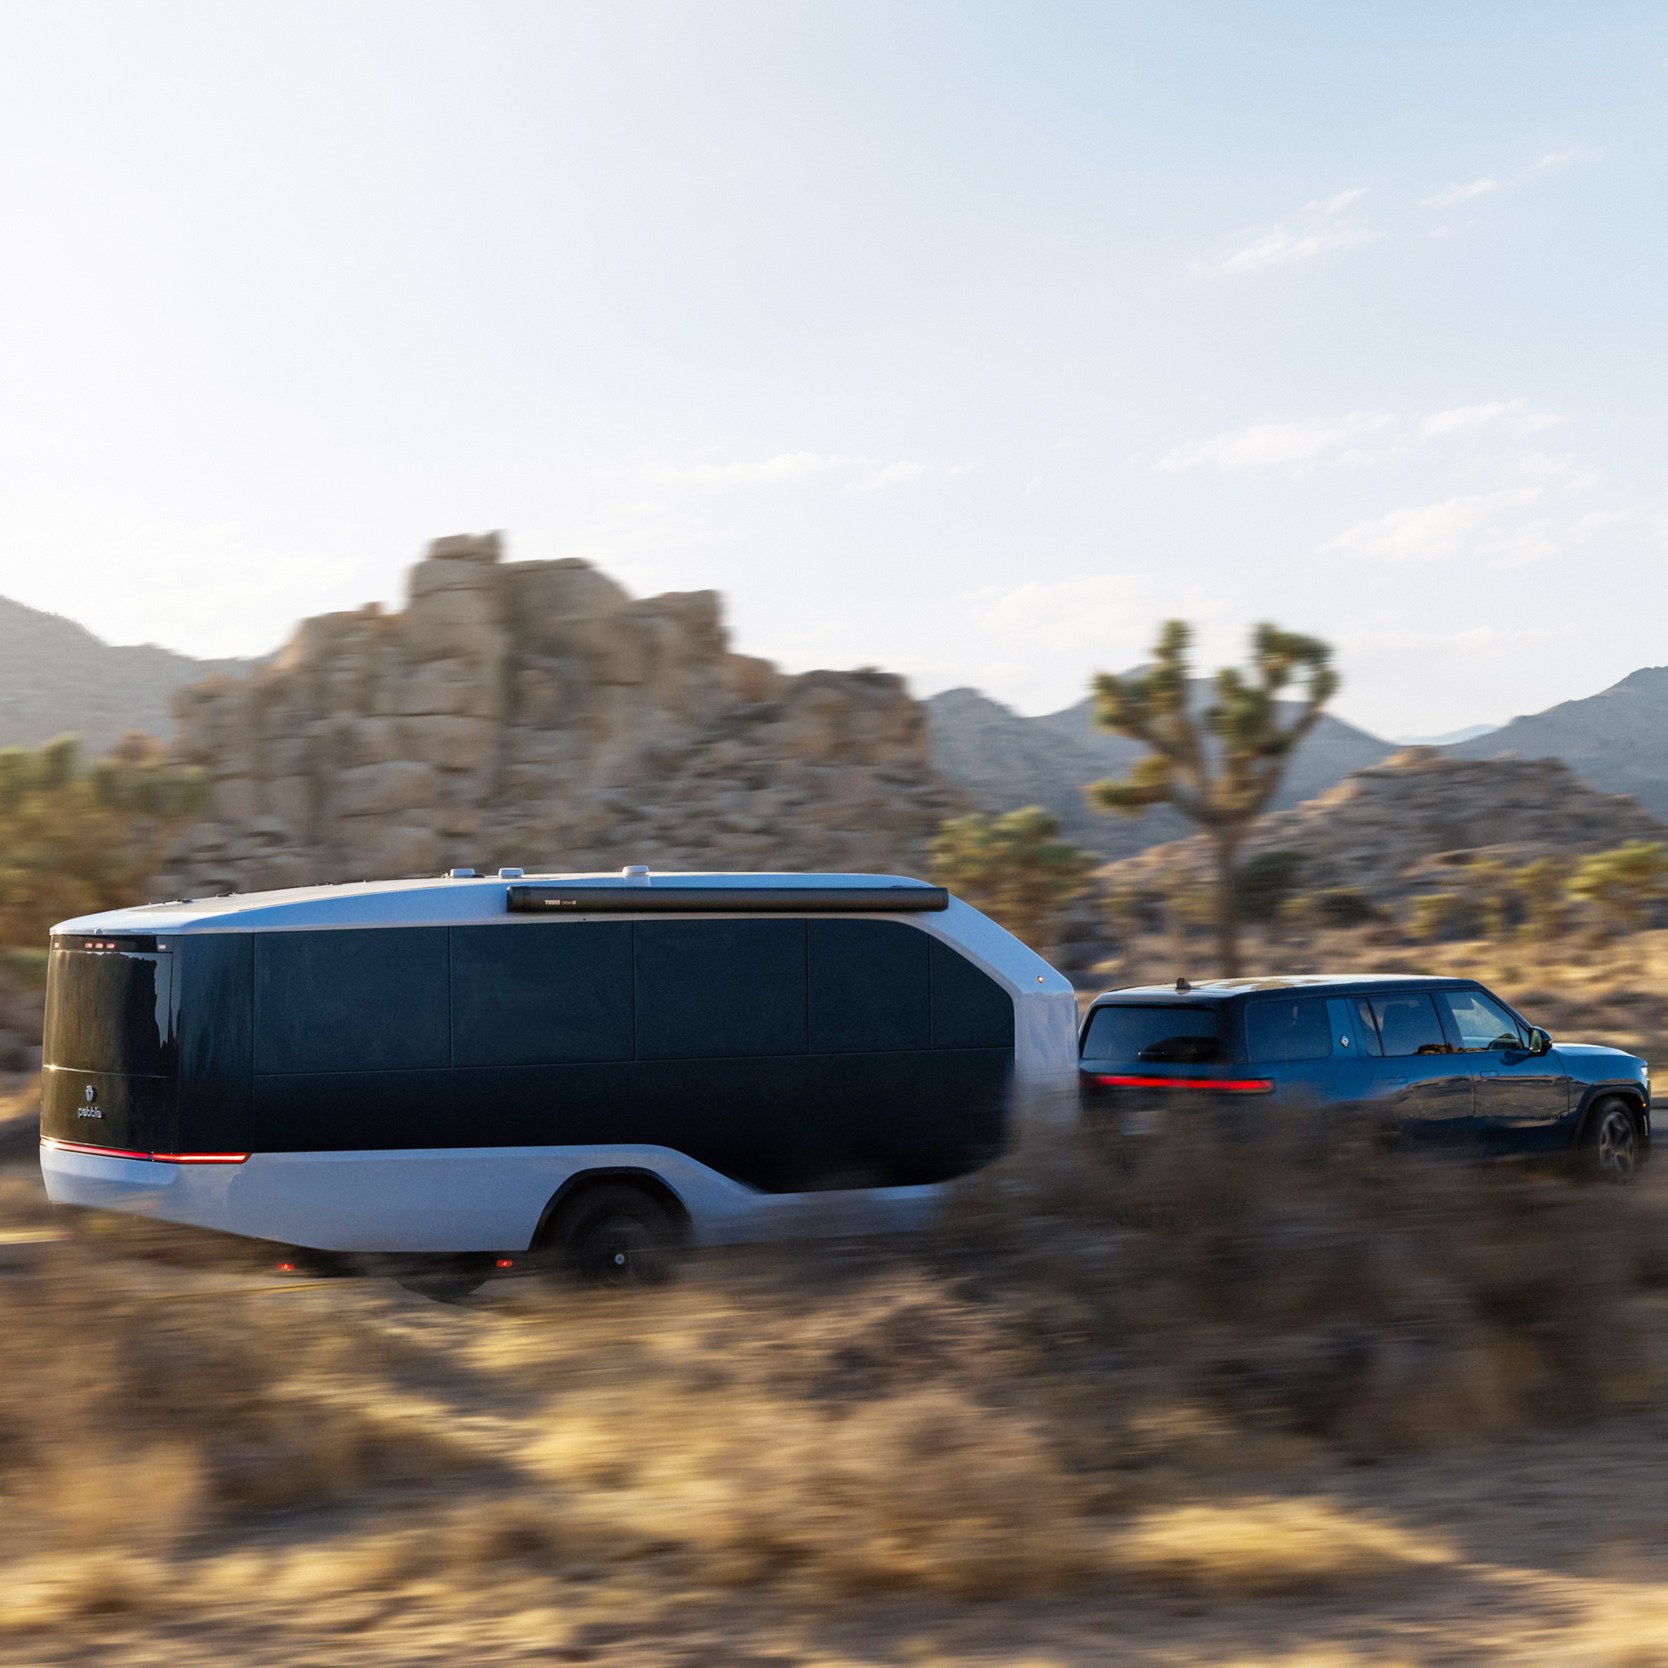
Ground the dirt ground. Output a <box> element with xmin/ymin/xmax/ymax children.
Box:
<box><xmin>6</xmin><ymin>1135</ymin><xmax>1668</xmax><ymax>1666</ymax></box>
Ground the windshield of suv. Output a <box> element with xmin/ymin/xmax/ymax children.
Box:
<box><xmin>1081</xmin><ymin>1004</ymin><xmax>1220</xmax><ymax>1065</ymax></box>
<box><xmin>1442</xmin><ymin>989</ymin><xmax>1528</xmax><ymax>1051</ymax></box>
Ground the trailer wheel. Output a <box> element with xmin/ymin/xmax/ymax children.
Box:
<box><xmin>550</xmin><ymin>1183</ymin><xmax>679</xmax><ymax>1285</ymax></box>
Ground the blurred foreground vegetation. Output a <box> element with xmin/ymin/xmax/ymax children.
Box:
<box><xmin>0</xmin><ymin>733</ymin><xmax>205</xmax><ymax>947</ymax></box>
<box><xmin>2</xmin><ymin>1108</ymin><xmax>1668</xmax><ymax>1662</ymax></box>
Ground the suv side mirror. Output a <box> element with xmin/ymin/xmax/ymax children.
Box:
<box><xmin>1528</xmin><ymin>1027</ymin><xmax>1552</xmax><ymax>1056</ymax></box>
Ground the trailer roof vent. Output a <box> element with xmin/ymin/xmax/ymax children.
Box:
<box><xmin>621</xmin><ymin>865</ymin><xmax>651</xmax><ymax>877</ymax></box>
<box><xmin>448</xmin><ymin>867</ymin><xmax>478</xmax><ymax>879</ymax></box>
<box><xmin>497</xmin><ymin>867</ymin><xmax>525</xmax><ymax>879</ymax></box>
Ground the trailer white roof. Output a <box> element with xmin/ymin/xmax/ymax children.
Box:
<box><xmin>52</xmin><ymin>871</ymin><xmax>949</xmax><ymax>934</ymax></box>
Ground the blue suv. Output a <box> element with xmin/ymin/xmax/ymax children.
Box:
<box><xmin>1078</xmin><ymin>976</ymin><xmax>1650</xmax><ymax>1179</ymax></box>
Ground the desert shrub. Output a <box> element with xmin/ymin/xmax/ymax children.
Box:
<box><xmin>1407</xmin><ymin>891</ymin><xmax>1478</xmax><ymax>942</ymax></box>
<box><xmin>1311</xmin><ymin>886</ymin><xmax>1384</xmax><ymax>927</ymax></box>
<box><xmin>526</xmin><ymin>1380</ymin><xmax>1096</xmax><ymax>1596</ymax></box>
<box><xmin>1238</xmin><ymin>850</ymin><xmax>1307</xmax><ymax>923</ymax></box>
<box><xmin>0</xmin><ymin>732</ymin><xmax>208</xmax><ymax>946</ymax></box>
<box><xmin>0</xmin><ymin>1251</ymin><xmax>476</xmax><ymax>1548</ymax></box>
<box><xmin>1513</xmin><ymin>855</ymin><xmax>1572</xmax><ymax>943</ymax></box>
<box><xmin>930</xmin><ymin>806</ymin><xmax>1098</xmax><ymax>954</ymax></box>
<box><xmin>941</xmin><ymin>1114</ymin><xmax>1664</xmax><ymax>1461</ymax></box>
<box><xmin>1569</xmin><ymin>841</ymin><xmax>1668</xmax><ymax>935</ymax></box>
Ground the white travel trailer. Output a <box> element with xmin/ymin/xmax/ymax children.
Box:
<box><xmin>39</xmin><ymin>870</ymin><xmax>1078</xmax><ymax>1288</ymax></box>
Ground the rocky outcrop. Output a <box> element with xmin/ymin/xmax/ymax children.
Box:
<box><xmin>1099</xmin><ymin>747</ymin><xmax>1668</xmax><ymax>901</ymax></box>
<box><xmin>163</xmin><ymin>535</ymin><xmax>964</xmax><ymax>892</ymax></box>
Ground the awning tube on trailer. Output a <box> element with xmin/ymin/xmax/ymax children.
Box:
<box><xmin>505</xmin><ymin>883</ymin><xmax>950</xmax><ymax>914</ymax></box>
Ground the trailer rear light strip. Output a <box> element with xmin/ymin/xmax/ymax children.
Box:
<box><xmin>41</xmin><ymin>1138</ymin><xmax>249</xmax><ymax>1164</ymax></box>
<box><xmin>1086</xmin><ymin>1074</ymin><xmax>1275</xmax><ymax>1093</ymax></box>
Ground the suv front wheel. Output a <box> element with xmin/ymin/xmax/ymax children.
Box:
<box><xmin>1582</xmin><ymin>1097</ymin><xmax>1642</xmax><ymax>1183</ymax></box>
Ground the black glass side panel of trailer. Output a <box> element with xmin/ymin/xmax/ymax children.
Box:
<box><xmin>41</xmin><ymin>943</ymin><xmax>179</xmax><ymax>1151</ymax></box>
<box><xmin>246</xmin><ymin>918</ymin><xmax>1016</xmax><ymax>1189</ymax></box>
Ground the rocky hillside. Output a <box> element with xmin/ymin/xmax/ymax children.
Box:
<box><xmin>1446</xmin><ymin>665</ymin><xmax>1668</xmax><ymax>817</ymax></box>
<box><xmin>0</xmin><ymin>593</ymin><xmax>250</xmax><ymax>753</ymax></box>
<box><xmin>927</xmin><ymin>686</ymin><xmax>1392</xmax><ymax>857</ymax></box>
<box><xmin>165</xmin><ymin>534</ymin><xmax>965</xmax><ymax>893</ymax></box>
<box><xmin>1100</xmin><ymin>747</ymin><xmax>1668</xmax><ymax>902</ymax></box>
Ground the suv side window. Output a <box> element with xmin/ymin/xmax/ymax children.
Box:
<box><xmin>1245</xmin><ymin>998</ymin><xmax>1332</xmax><ymax>1063</ymax></box>
<box><xmin>1368</xmin><ymin>993</ymin><xmax>1449</xmax><ymax>1057</ymax></box>
<box><xmin>1353</xmin><ymin>997</ymin><xmax>1384</xmax><ymax>1056</ymax></box>
<box><xmin>1441</xmin><ymin>989</ymin><xmax>1527</xmax><ymax>1051</ymax></box>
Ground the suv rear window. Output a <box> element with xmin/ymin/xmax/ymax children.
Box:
<box><xmin>1081</xmin><ymin>1004</ymin><xmax>1219</xmax><ymax>1065</ymax></box>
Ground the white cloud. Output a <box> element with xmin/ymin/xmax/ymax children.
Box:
<box><xmin>1330</xmin><ymin>493</ymin><xmax>1522</xmax><ymax>562</ymax></box>
<box><xmin>1191</xmin><ymin>188</ymin><xmax>1379</xmax><ymax>279</ymax></box>
<box><xmin>1155</xmin><ymin>400</ymin><xmax>1563</xmax><ymax>476</ymax></box>
<box><xmin>966</xmin><ymin>573</ymin><xmax>1235</xmax><ymax>672</ymax></box>
<box><xmin>650</xmin><ymin>451</ymin><xmax>934</xmax><ymax>495</ymax></box>
<box><xmin>844</xmin><ymin>460</ymin><xmax>926</xmax><ymax>495</ymax></box>
<box><xmin>653</xmin><ymin>451</ymin><xmax>848</xmax><ymax>490</ymax></box>
<box><xmin>1423</xmin><ymin>177</ymin><xmax>1500</xmax><ymax>208</ymax></box>
<box><xmin>1156</xmin><ymin>413</ymin><xmax>1394</xmax><ymax>474</ymax></box>
<box><xmin>1531</xmin><ymin>149</ymin><xmax>1600</xmax><ymax>172</ymax></box>
<box><xmin>1328</xmin><ymin>458</ymin><xmax>1598</xmax><ymax>567</ymax></box>
<box><xmin>1418</xmin><ymin>400</ymin><xmax>1523</xmax><ymax>436</ymax></box>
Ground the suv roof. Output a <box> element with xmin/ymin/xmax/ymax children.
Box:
<box><xmin>1091</xmin><ymin>974</ymin><xmax>1471</xmax><ymax>1005</ymax></box>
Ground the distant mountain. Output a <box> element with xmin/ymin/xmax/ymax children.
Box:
<box><xmin>1395</xmin><ymin>723</ymin><xmax>1500</xmax><ymax>746</ymax></box>
<box><xmin>926</xmin><ymin>686</ymin><xmax>1395</xmax><ymax>858</ymax></box>
<box><xmin>0</xmin><ymin>594</ymin><xmax>253</xmax><ymax>755</ymax></box>
<box><xmin>1445</xmin><ymin>666</ymin><xmax>1668</xmax><ymax>817</ymax></box>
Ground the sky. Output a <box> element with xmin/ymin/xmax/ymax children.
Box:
<box><xmin>1</xmin><ymin>0</ymin><xmax>1665</xmax><ymax>739</ymax></box>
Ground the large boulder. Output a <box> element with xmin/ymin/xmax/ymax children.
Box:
<box><xmin>161</xmin><ymin>534</ymin><xmax>965</xmax><ymax>890</ymax></box>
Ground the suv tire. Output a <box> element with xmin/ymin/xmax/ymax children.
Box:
<box><xmin>1582</xmin><ymin>1097</ymin><xmax>1642</xmax><ymax>1183</ymax></box>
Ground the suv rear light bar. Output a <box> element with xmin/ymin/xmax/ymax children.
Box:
<box><xmin>506</xmin><ymin>883</ymin><xmax>949</xmax><ymax>914</ymax></box>
<box><xmin>1086</xmin><ymin>1074</ymin><xmax>1275</xmax><ymax>1093</ymax></box>
<box><xmin>41</xmin><ymin>1138</ymin><xmax>249</xmax><ymax>1164</ymax></box>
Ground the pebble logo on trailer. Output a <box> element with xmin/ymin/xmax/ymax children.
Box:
<box><xmin>77</xmin><ymin>1085</ymin><xmax>102</xmax><ymax>1120</ymax></box>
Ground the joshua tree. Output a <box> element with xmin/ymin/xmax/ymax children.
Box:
<box><xmin>930</xmin><ymin>806</ymin><xmax>1097</xmax><ymax>955</ymax></box>
<box><xmin>1087</xmin><ymin>621</ymin><xmax>1337</xmax><ymax>978</ymax></box>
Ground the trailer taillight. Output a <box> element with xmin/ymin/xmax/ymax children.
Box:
<box><xmin>41</xmin><ymin>1138</ymin><xmax>250</xmax><ymax>1164</ymax></box>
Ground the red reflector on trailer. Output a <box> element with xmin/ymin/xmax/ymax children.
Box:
<box><xmin>276</xmin><ymin>1261</ymin><xmax>296</xmax><ymax>1273</ymax></box>
<box><xmin>495</xmin><ymin>1258</ymin><xmax>514</xmax><ymax>1270</ymax></box>
<box><xmin>42</xmin><ymin>1138</ymin><xmax>249</xmax><ymax>1164</ymax></box>
<box><xmin>1087</xmin><ymin>1074</ymin><xmax>1275</xmax><ymax>1093</ymax></box>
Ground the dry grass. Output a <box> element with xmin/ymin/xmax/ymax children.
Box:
<box><xmin>1108</xmin><ymin>1497</ymin><xmax>1450</xmax><ymax>1596</ymax></box>
<box><xmin>4</xmin><ymin>1076</ymin><xmax>1668</xmax><ymax>1656</ymax></box>
<box><xmin>945</xmin><ymin>1109</ymin><xmax>1668</xmax><ymax>1468</ymax></box>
